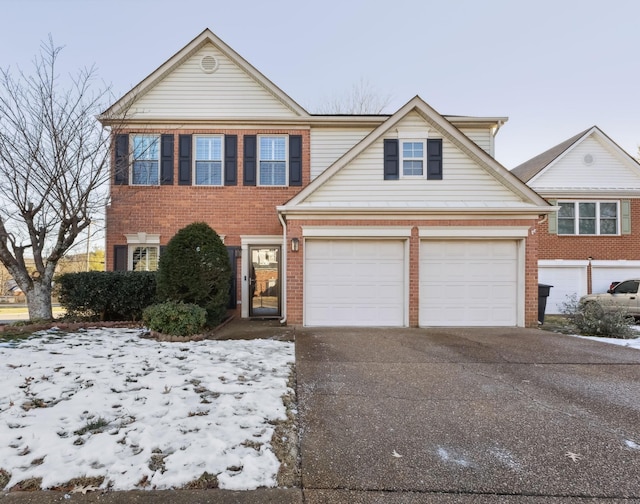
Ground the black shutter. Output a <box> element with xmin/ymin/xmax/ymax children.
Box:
<box><xmin>224</xmin><ymin>135</ymin><xmax>238</xmax><ymax>186</ymax></box>
<box><xmin>243</xmin><ymin>135</ymin><xmax>257</xmax><ymax>186</ymax></box>
<box><xmin>114</xmin><ymin>134</ymin><xmax>129</xmax><ymax>185</ymax></box>
<box><xmin>226</xmin><ymin>246</ymin><xmax>239</xmax><ymax>309</ymax></box>
<box><xmin>113</xmin><ymin>245</ymin><xmax>128</xmax><ymax>271</ymax></box>
<box><xmin>383</xmin><ymin>139</ymin><xmax>399</xmax><ymax>180</ymax></box>
<box><xmin>427</xmin><ymin>138</ymin><xmax>443</xmax><ymax>180</ymax></box>
<box><xmin>289</xmin><ymin>135</ymin><xmax>303</xmax><ymax>186</ymax></box>
<box><xmin>178</xmin><ymin>134</ymin><xmax>192</xmax><ymax>185</ymax></box>
<box><xmin>160</xmin><ymin>134</ymin><xmax>174</xmax><ymax>185</ymax></box>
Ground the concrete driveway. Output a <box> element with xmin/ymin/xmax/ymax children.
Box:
<box><xmin>296</xmin><ymin>327</ymin><xmax>640</xmax><ymax>502</ymax></box>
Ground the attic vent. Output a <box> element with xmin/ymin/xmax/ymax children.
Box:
<box><xmin>200</xmin><ymin>55</ymin><xmax>218</xmax><ymax>74</ymax></box>
<box><xmin>583</xmin><ymin>153</ymin><xmax>594</xmax><ymax>165</ymax></box>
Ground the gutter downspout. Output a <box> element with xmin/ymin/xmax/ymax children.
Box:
<box><xmin>278</xmin><ymin>212</ymin><xmax>287</xmax><ymax>325</ymax></box>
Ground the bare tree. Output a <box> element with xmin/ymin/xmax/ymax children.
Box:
<box><xmin>314</xmin><ymin>77</ymin><xmax>391</xmax><ymax>114</ymax></box>
<box><xmin>0</xmin><ymin>36</ymin><xmax>116</xmax><ymax>320</ymax></box>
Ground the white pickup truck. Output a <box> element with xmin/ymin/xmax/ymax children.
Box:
<box><xmin>580</xmin><ymin>279</ymin><xmax>640</xmax><ymax>316</ymax></box>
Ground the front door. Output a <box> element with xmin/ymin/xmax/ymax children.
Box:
<box><xmin>249</xmin><ymin>246</ymin><xmax>281</xmax><ymax>317</ymax></box>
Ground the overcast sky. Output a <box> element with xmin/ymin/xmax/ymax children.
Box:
<box><xmin>2</xmin><ymin>0</ymin><xmax>639</xmax><ymax>168</ymax></box>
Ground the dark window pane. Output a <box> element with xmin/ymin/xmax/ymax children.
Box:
<box><xmin>578</xmin><ymin>218</ymin><xmax>596</xmax><ymax>234</ymax></box>
<box><xmin>579</xmin><ymin>202</ymin><xmax>596</xmax><ymax>217</ymax></box>
<box><xmin>558</xmin><ymin>219</ymin><xmax>575</xmax><ymax>234</ymax></box>
<box><xmin>558</xmin><ymin>203</ymin><xmax>574</xmax><ymax>218</ymax></box>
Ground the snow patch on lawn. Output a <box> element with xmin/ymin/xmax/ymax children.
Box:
<box><xmin>572</xmin><ymin>333</ymin><xmax>640</xmax><ymax>350</ymax></box>
<box><xmin>0</xmin><ymin>328</ymin><xmax>294</xmax><ymax>491</ymax></box>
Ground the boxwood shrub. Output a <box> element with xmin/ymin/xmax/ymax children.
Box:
<box><xmin>56</xmin><ymin>271</ymin><xmax>157</xmax><ymax>321</ymax></box>
<box><xmin>142</xmin><ymin>301</ymin><xmax>207</xmax><ymax>337</ymax></box>
<box><xmin>156</xmin><ymin>222</ymin><xmax>231</xmax><ymax>327</ymax></box>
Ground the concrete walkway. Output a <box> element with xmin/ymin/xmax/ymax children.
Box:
<box><xmin>3</xmin><ymin>325</ymin><xmax>640</xmax><ymax>503</ymax></box>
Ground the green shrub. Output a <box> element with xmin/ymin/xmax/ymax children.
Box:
<box><xmin>142</xmin><ymin>302</ymin><xmax>207</xmax><ymax>337</ymax></box>
<box><xmin>56</xmin><ymin>271</ymin><xmax>157</xmax><ymax>321</ymax></box>
<box><xmin>561</xmin><ymin>294</ymin><xmax>635</xmax><ymax>339</ymax></box>
<box><xmin>156</xmin><ymin>222</ymin><xmax>231</xmax><ymax>327</ymax></box>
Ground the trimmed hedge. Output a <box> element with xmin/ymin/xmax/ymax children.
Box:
<box><xmin>142</xmin><ymin>301</ymin><xmax>207</xmax><ymax>337</ymax></box>
<box><xmin>56</xmin><ymin>271</ymin><xmax>157</xmax><ymax>321</ymax></box>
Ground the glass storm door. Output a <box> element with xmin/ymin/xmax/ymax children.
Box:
<box><xmin>249</xmin><ymin>246</ymin><xmax>281</xmax><ymax>317</ymax></box>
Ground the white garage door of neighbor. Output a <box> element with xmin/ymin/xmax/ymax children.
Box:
<box><xmin>305</xmin><ymin>239</ymin><xmax>406</xmax><ymax>327</ymax></box>
<box><xmin>538</xmin><ymin>264</ymin><xmax>586</xmax><ymax>314</ymax></box>
<box><xmin>592</xmin><ymin>264</ymin><xmax>640</xmax><ymax>296</ymax></box>
<box><xmin>420</xmin><ymin>240</ymin><xmax>518</xmax><ymax>326</ymax></box>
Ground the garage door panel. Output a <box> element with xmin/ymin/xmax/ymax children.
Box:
<box><xmin>538</xmin><ymin>265</ymin><xmax>586</xmax><ymax>314</ymax></box>
<box><xmin>420</xmin><ymin>240</ymin><xmax>518</xmax><ymax>326</ymax></box>
<box><xmin>305</xmin><ymin>240</ymin><xmax>406</xmax><ymax>327</ymax></box>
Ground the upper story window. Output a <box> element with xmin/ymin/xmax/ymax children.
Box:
<box><xmin>401</xmin><ymin>141</ymin><xmax>425</xmax><ymax>177</ymax></box>
<box><xmin>132</xmin><ymin>135</ymin><xmax>160</xmax><ymax>185</ymax></box>
<box><xmin>558</xmin><ymin>201</ymin><xmax>618</xmax><ymax>235</ymax></box>
<box><xmin>195</xmin><ymin>136</ymin><xmax>223</xmax><ymax>186</ymax></box>
<box><xmin>259</xmin><ymin>136</ymin><xmax>287</xmax><ymax>186</ymax></box>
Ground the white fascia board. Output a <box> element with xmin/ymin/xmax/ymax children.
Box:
<box><xmin>125</xmin><ymin>233</ymin><xmax>160</xmax><ymax>244</ymax></box>
<box><xmin>278</xmin><ymin>205</ymin><xmax>552</xmax><ymax>216</ymax></box>
<box><xmin>240</xmin><ymin>235</ymin><xmax>282</xmax><ymax>245</ymax></box>
<box><xmin>302</xmin><ymin>226</ymin><xmax>412</xmax><ymax>238</ymax></box>
<box><xmin>539</xmin><ymin>259</ymin><xmax>589</xmax><ymax>267</ymax></box>
<box><xmin>590</xmin><ymin>260</ymin><xmax>640</xmax><ymax>267</ymax></box>
<box><xmin>534</xmin><ymin>189</ymin><xmax>640</xmax><ymax>198</ymax></box>
<box><xmin>419</xmin><ymin>226</ymin><xmax>530</xmax><ymax>238</ymax></box>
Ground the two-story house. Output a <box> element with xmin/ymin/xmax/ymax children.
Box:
<box><xmin>100</xmin><ymin>29</ymin><xmax>552</xmax><ymax>327</ymax></box>
<box><xmin>512</xmin><ymin>126</ymin><xmax>640</xmax><ymax>313</ymax></box>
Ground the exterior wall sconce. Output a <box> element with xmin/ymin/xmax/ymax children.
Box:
<box><xmin>291</xmin><ymin>238</ymin><xmax>299</xmax><ymax>252</ymax></box>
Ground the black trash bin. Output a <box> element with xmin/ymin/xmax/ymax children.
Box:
<box><xmin>538</xmin><ymin>284</ymin><xmax>553</xmax><ymax>324</ymax></box>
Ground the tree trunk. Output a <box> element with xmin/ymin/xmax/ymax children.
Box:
<box><xmin>25</xmin><ymin>281</ymin><xmax>53</xmax><ymax>321</ymax></box>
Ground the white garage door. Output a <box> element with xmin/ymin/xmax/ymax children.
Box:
<box><xmin>538</xmin><ymin>263</ymin><xmax>587</xmax><ymax>314</ymax></box>
<box><xmin>420</xmin><ymin>240</ymin><xmax>518</xmax><ymax>326</ymax></box>
<box><xmin>591</xmin><ymin>262</ymin><xmax>640</xmax><ymax>295</ymax></box>
<box><xmin>305</xmin><ymin>240</ymin><xmax>406</xmax><ymax>327</ymax></box>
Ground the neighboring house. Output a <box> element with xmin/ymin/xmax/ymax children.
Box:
<box><xmin>512</xmin><ymin>126</ymin><xmax>640</xmax><ymax>314</ymax></box>
<box><xmin>100</xmin><ymin>29</ymin><xmax>551</xmax><ymax>327</ymax></box>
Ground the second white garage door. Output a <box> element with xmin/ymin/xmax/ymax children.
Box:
<box><xmin>420</xmin><ymin>240</ymin><xmax>518</xmax><ymax>326</ymax></box>
<box><xmin>305</xmin><ymin>239</ymin><xmax>406</xmax><ymax>327</ymax></box>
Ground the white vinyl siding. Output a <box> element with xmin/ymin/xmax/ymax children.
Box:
<box><xmin>529</xmin><ymin>135</ymin><xmax>640</xmax><ymax>191</ymax></box>
<box><xmin>310</xmin><ymin>127</ymin><xmax>372</xmax><ymax>179</ymax></box>
<box><xmin>458</xmin><ymin>128</ymin><xmax>493</xmax><ymax>156</ymax></box>
<box><xmin>304</xmin><ymin>136</ymin><xmax>521</xmax><ymax>204</ymax></box>
<box><xmin>305</xmin><ymin>240</ymin><xmax>406</xmax><ymax>327</ymax></box>
<box><xmin>132</xmin><ymin>44</ymin><xmax>299</xmax><ymax>119</ymax></box>
<box><xmin>420</xmin><ymin>240</ymin><xmax>518</xmax><ymax>326</ymax></box>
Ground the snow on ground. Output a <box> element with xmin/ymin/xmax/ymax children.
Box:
<box><xmin>571</xmin><ymin>330</ymin><xmax>640</xmax><ymax>350</ymax></box>
<box><xmin>0</xmin><ymin>327</ymin><xmax>294</xmax><ymax>491</ymax></box>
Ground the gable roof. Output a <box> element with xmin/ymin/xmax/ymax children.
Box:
<box><xmin>99</xmin><ymin>28</ymin><xmax>308</xmax><ymax>123</ymax></box>
<box><xmin>280</xmin><ymin>96</ymin><xmax>550</xmax><ymax>214</ymax></box>
<box><xmin>511</xmin><ymin>126</ymin><xmax>639</xmax><ymax>183</ymax></box>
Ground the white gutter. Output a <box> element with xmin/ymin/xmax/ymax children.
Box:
<box><xmin>277</xmin><ymin>212</ymin><xmax>287</xmax><ymax>325</ymax></box>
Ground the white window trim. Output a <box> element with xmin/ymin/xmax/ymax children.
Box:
<box><xmin>400</xmin><ymin>139</ymin><xmax>426</xmax><ymax>179</ymax></box>
<box><xmin>257</xmin><ymin>135</ymin><xmax>288</xmax><ymax>187</ymax></box>
<box><xmin>558</xmin><ymin>200</ymin><xmax>620</xmax><ymax>236</ymax></box>
<box><xmin>130</xmin><ymin>134</ymin><xmax>161</xmax><ymax>186</ymax></box>
<box><xmin>130</xmin><ymin>245</ymin><xmax>160</xmax><ymax>272</ymax></box>
<box><xmin>193</xmin><ymin>134</ymin><xmax>224</xmax><ymax>186</ymax></box>
<box><xmin>125</xmin><ymin>233</ymin><xmax>161</xmax><ymax>271</ymax></box>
